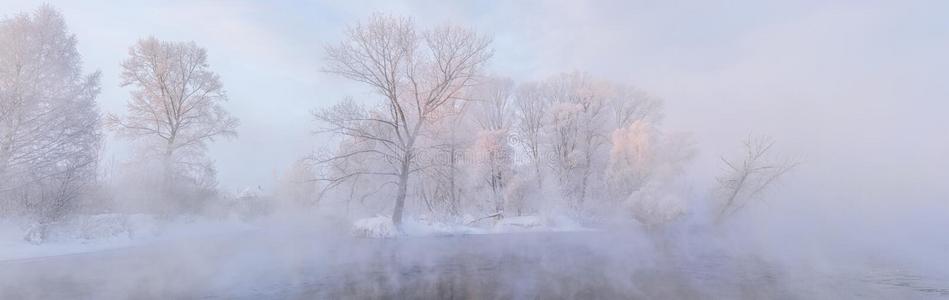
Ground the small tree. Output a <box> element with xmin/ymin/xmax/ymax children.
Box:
<box><xmin>714</xmin><ymin>135</ymin><xmax>798</xmax><ymax>223</ymax></box>
<box><xmin>607</xmin><ymin>121</ymin><xmax>694</xmax><ymax>227</ymax></box>
<box><xmin>108</xmin><ymin>38</ymin><xmax>238</xmax><ymax>209</ymax></box>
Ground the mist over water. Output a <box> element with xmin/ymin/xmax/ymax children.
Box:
<box><xmin>1</xmin><ymin>1</ymin><xmax>947</xmax><ymax>299</ymax></box>
<box><xmin>3</xmin><ymin>217</ymin><xmax>945</xmax><ymax>299</ymax></box>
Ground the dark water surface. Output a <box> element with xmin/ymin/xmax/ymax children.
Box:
<box><xmin>0</xmin><ymin>230</ymin><xmax>945</xmax><ymax>299</ymax></box>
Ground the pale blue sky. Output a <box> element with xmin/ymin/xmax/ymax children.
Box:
<box><xmin>4</xmin><ymin>1</ymin><xmax>947</xmax><ymax>219</ymax></box>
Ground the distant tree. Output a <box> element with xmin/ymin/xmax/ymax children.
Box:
<box><xmin>470</xmin><ymin>129</ymin><xmax>513</xmax><ymax>216</ymax></box>
<box><xmin>417</xmin><ymin>97</ymin><xmax>472</xmax><ymax>218</ymax></box>
<box><xmin>607</xmin><ymin>121</ymin><xmax>657</xmax><ymax>202</ymax></box>
<box><xmin>0</xmin><ymin>5</ymin><xmax>101</xmax><ymax>225</ymax></box>
<box><xmin>312</xmin><ymin>134</ymin><xmax>395</xmax><ymax>217</ymax></box>
<box><xmin>107</xmin><ymin>38</ymin><xmax>238</xmax><ymax>206</ymax></box>
<box><xmin>513</xmin><ymin>82</ymin><xmax>548</xmax><ymax>184</ymax></box>
<box><xmin>469</xmin><ymin>77</ymin><xmax>515</xmax><ymax>217</ymax></box>
<box><xmin>714</xmin><ymin>135</ymin><xmax>798</xmax><ymax>223</ymax></box>
<box><xmin>607</xmin><ymin>85</ymin><xmax>663</xmax><ymax>130</ymax></box>
<box><xmin>607</xmin><ymin>121</ymin><xmax>694</xmax><ymax>227</ymax></box>
<box><xmin>316</xmin><ymin>14</ymin><xmax>492</xmax><ymax>226</ymax></box>
<box><xmin>508</xmin><ymin>73</ymin><xmax>673</xmax><ymax>216</ymax></box>
<box><xmin>471</xmin><ymin>77</ymin><xmax>515</xmax><ymax>132</ymax></box>
<box><xmin>544</xmin><ymin>72</ymin><xmax>609</xmax><ymax>211</ymax></box>
<box><xmin>274</xmin><ymin>159</ymin><xmax>320</xmax><ymax>208</ymax></box>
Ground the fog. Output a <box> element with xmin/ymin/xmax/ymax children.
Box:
<box><xmin>1</xmin><ymin>1</ymin><xmax>947</xmax><ymax>299</ymax></box>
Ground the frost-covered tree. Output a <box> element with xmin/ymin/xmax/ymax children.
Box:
<box><xmin>470</xmin><ymin>129</ymin><xmax>512</xmax><ymax>216</ymax></box>
<box><xmin>471</xmin><ymin>77</ymin><xmax>515</xmax><ymax>132</ymax></box>
<box><xmin>312</xmin><ymin>132</ymin><xmax>395</xmax><ymax>216</ymax></box>
<box><xmin>0</xmin><ymin>5</ymin><xmax>101</xmax><ymax>224</ymax></box>
<box><xmin>543</xmin><ymin>72</ymin><xmax>610</xmax><ymax>211</ymax></box>
<box><xmin>416</xmin><ymin>98</ymin><xmax>472</xmax><ymax>218</ymax></box>
<box><xmin>107</xmin><ymin>38</ymin><xmax>238</xmax><ymax>210</ymax></box>
<box><xmin>714</xmin><ymin>135</ymin><xmax>797</xmax><ymax>223</ymax></box>
<box><xmin>316</xmin><ymin>14</ymin><xmax>492</xmax><ymax>226</ymax></box>
<box><xmin>513</xmin><ymin>82</ymin><xmax>549</xmax><ymax>184</ymax></box>
<box><xmin>607</xmin><ymin>121</ymin><xmax>694</xmax><ymax>227</ymax></box>
<box><xmin>506</xmin><ymin>73</ymin><xmax>682</xmax><ymax>221</ymax></box>
<box><xmin>607</xmin><ymin>85</ymin><xmax>663</xmax><ymax>130</ymax></box>
<box><xmin>469</xmin><ymin>77</ymin><xmax>515</xmax><ymax>216</ymax></box>
<box><xmin>607</xmin><ymin>121</ymin><xmax>656</xmax><ymax>201</ymax></box>
<box><xmin>274</xmin><ymin>159</ymin><xmax>320</xmax><ymax>209</ymax></box>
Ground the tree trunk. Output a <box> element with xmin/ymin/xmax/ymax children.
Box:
<box><xmin>391</xmin><ymin>153</ymin><xmax>412</xmax><ymax>226</ymax></box>
<box><xmin>392</xmin><ymin>173</ymin><xmax>409</xmax><ymax>226</ymax></box>
<box><xmin>493</xmin><ymin>170</ymin><xmax>505</xmax><ymax>219</ymax></box>
<box><xmin>578</xmin><ymin>165</ymin><xmax>589</xmax><ymax>211</ymax></box>
<box><xmin>161</xmin><ymin>141</ymin><xmax>175</xmax><ymax>214</ymax></box>
<box><xmin>448</xmin><ymin>145</ymin><xmax>459</xmax><ymax>216</ymax></box>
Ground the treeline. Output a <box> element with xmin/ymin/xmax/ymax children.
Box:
<box><xmin>312</xmin><ymin>15</ymin><xmax>694</xmax><ymax>226</ymax></box>
<box><xmin>313</xmin><ymin>15</ymin><xmax>797</xmax><ymax>228</ymax></box>
<box><xmin>0</xmin><ymin>6</ymin><xmax>796</xmax><ymax>234</ymax></box>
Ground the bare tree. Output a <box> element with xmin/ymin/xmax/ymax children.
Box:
<box><xmin>714</xmin><ymin>135</ymin><xmax>798</xmax><ymax>223</ymax></box>
<box><xmin>0</xmin><ymin>5</ymin><xmax>101</xmax><ymax>225</ymax></box>
<box><xmin>513</xmin><ymin>82</ymin><xmax>548</xmax><ymax>183</ymax></box>
<box><xmin>316</xmin><ymin>15</ymin><xmax>492</xmax><ymax>226</ymax></box>
<box><xmin>472</xmin><ymin>77</ymin><xmax>514</xmax><ymax>131</ymax></box>
<box><xmin>274</xmin><ymin>158</ymin><xmax>320</xmax><ymax>208</ymax></box>
<box><xmin>107</xmin><ymin>38</ymin><xmax>238</xmax><ymax>201</ymax></box>
<box><xmin>608</xmin><ymin>85</ymin><xmax>663</xmax><ymax>130</ymax></box>
<box><xmin>418</xmin><ymin>97</ymin><xmax>472</xmax><ymax>217</ymax></box>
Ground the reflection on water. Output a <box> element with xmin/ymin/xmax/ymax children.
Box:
<box><xmin>1</xmin><ymin>231</ymin><xmax>946</xmax><ymax>299</ymax></box>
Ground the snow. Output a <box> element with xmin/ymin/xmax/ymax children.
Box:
<box><xmin>351</xmin><ymin>214</ymin><xmax>590</xmax><ymax>238</ymax></box>
<box><xmin>351</xmin><ymin>216</ymin><xmax>398</xmax><ymax>238</ymax></box>
<box><xmin>0</xmin><ymin>212</ymin><xmax>588</xmax><ymax>261</ymax></box>
<box><xmin>403</xmin><ymin>215</ymin><xmax>487</xmax><ymax>236</ymax></box>
<box><xmin>351</xmin><ymin>215</ymin><xmax>478</xmax><ymax>238</ymax></box>
<box><xmin>493</xmin><ymin>215</ymin><xmax>588</xmax><ymax>232</ymax></box>
<box><xmin>0</xmin><ymin>214</ymin><xmax>255</xmax><ymax>261</ymax></box>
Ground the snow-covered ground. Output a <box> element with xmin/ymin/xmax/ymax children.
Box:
<box><xmin>351</xmin><ymin>214</ymin><xmax>591</xmax><ymax>238</ymax></box>
<box><xmin>0</xmin><ymin>214</ymin><xmax>255</xmax><ymax>261</ymax></box>
<box><xmin>0</xmin><ymin>213</ymin><xmax>588</xmax><ymax>261</ymax></box>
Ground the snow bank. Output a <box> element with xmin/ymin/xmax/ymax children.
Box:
<box><xmin>0</xmin><ymin>214</ymin><xmax>255</xmax><ymax>261</ymax></box>
<box><xmin>352</xmin><ymin>216</ymin><xmax>399</xmax><ymax>238</ymax></box>
<box><xmin>352</xmin><ymin>214</ymin><xmax>589</xmax><ymax>238</ymax></box>
<box><xmin>352</xmin><ymin>215</ymin><xmax>488</xmax><ymax>238</ymax></box>
<box><xmin>493</xmin><ymin>215</ymin><xmax>545</xmax><ymax>230</ymax></box>
<box><xmin>19</xmin><ymin>214</ymin><xmax>140</xmax><ymax>245</ymax></box>
<box><xmin>493</xmin><ymin>215</ymin><xmax>588</xmax><ymax>233</ymax></box>
<box><xmin>1</xmin><ymin>215</ymin><xmax>143</xmax><ymax>261</ymax></box>
<box><xmin>403</xmin><ymin>216</ymin><xmax>486</xmax><ymax>236</ymax></box>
